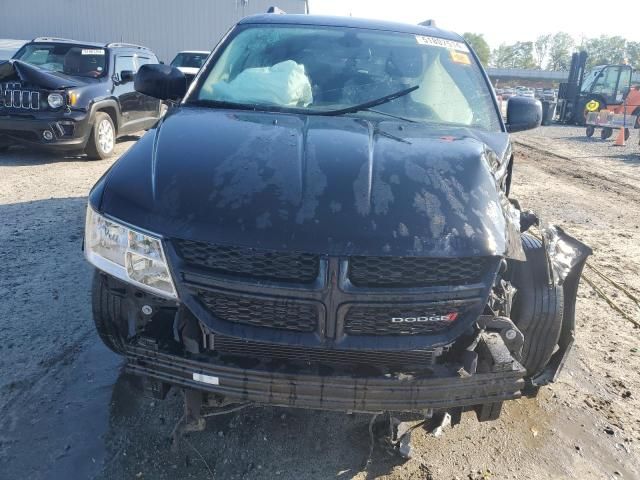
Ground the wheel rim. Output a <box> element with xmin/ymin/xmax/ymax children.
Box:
<box><xmin>97</xmin><ymin>119</ymin><xmax>114</xmax><ymax>153</ymax></box>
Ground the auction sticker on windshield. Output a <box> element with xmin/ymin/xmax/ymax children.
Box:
<box><xmin>415</xmin><ymin>35</ymin><xmax>469</xmax><ymax>52</ymax></box>
<box><xmin>450</xmin><ymin>50</ymin><xmax>471</xmax><ymax>65</ymax></box>
<box><xmin>81</xmin><ymin>49</ymin><xmax>105</xmax><ymax>55</ymax></box>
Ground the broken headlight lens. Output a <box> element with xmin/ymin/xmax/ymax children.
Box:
<box><xmin>84</xmin><ymin>206</ymin><xmax>177</xmax><ymax>299</ymax></box>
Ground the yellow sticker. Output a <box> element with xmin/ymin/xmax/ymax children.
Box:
<box><xmin>450</xmin><ymin>50</ymin><xmax>471</xmax><ymax>65</ymax></box>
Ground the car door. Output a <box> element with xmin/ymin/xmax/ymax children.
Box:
<box><xmin>112</xmin><ymin>54</ymin><xmax>140</xmax><ymax>133</ymax></box>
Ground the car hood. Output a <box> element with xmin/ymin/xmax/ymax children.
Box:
<box><xmin>0</xmin><ymin>60</ymin><xmax>83</xmax><ymax>89</ymax></box>
<box><xmin>97</xmin><ymin>107</ymin><xmax>524</xmax><ymax>259</ymax></box>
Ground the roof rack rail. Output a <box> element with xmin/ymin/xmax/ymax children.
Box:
<box><xmin>267</xmin><ymin>6</ymin><xmax>286</xmax><ymax>14</ymax></box>
<box><xmin>33</xmin><ymin>37</ymin><xmax>79</xmax><ymax>43</ymax></box>
<box><xmin>105</xmin><ymin>42</ymin><xmax>150</xmax><ymax>50</ymax></box>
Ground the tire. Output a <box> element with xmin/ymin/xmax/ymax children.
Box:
<box><xmin>577</xmin><ymin>97</ymin><xmax>605</xmax><ymax>126</ymax></box>
<box><xmin>85</xmin><ymin>112</ymin><xmax>116</xmax><ymax>160</ymax></box>
<box><xmin>507</xmin><ymin>234</ymin><xmax>564</xmax><ymax>377</ymax></box>
<box><xmin>91</xmin><ymin>271</ymin><xmax>127</xmax><ymax>355</ymax></box>
<box><xmin>624</xmin><ymin>128</ymin><xmax>630</xmax><ymax>141</ymax></box>
<box><xmin>601</xmin><ymin>127</ymin><xmax>613</xmax><ymax>140</ymax></box>
<box><xmin>585</xmin><ymin>125</ymin><xmax>595</xmax><ymax>137</ymax></box>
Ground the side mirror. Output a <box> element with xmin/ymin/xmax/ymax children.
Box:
<box><xmin>134</xmin><ymin>64</ymin><xmax>187</xmax><ymax>101</ymax></box>
<box><xmin>119</xmin><ymin>70</ymin><xmax>135</xmax><ymax>83</ymax></box>
<box><xmin>506</xmin><ymin>96</ymin><xmax>542</xmax><ymax>133</ymax></box>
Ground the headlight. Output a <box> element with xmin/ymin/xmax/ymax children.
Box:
<box><xmin>84</xmin><ymin>206</ymin><xmax>177</xmax><ymax>299</ymax></box>
<box><xmin>47</xmin><ymin>93</ymin><xmax>65</xmax><ymax>109</ymax></box>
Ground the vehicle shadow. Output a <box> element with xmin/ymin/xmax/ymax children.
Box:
<box><xmin>0</xmin><ymin>135</ymin><xmax>142</xmax><ymax>167</ymax></box>
<box><xmin>0</xmin><ymin>196</ymin><xmax>123</xmax><ymax>480</ymax></box>
<box><xmin>97</xmin><ymin>371</ymin><xmax>409</xmax><ymax>480</ymax></box>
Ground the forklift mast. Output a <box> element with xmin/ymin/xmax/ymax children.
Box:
<box><xmin>557</xmin><ymin>51</ymin><xmax>588</xmax><ymax>123</ymax></box>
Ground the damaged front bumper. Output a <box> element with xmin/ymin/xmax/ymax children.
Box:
<box><xmin>125</xmin><ymin>331</ymin><xmax>526</xmax><ymax>414</ymax></box>
<box><xmin>0</xmin><ymin>110</ymin><xmax>92</xmax><ymax>150</ymax></box>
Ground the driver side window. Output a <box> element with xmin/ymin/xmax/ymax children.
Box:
<box><xmin>114</xmin><ymin>55</ymin><xmax>136</xmax><ymax>76</ymax></box>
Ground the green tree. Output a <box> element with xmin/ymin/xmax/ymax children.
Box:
<box><xmin>492</xmin><ymin>43</ymin><xmax>515</xmax><ymax>68</ymax></box>
<box><xmin>548</xmin><ymin>32</ymin><xmax>575</xmax><ymax>70</ymax></box>
<box><xmin>491</xmin><ymin>42</ymin><xmax>535</xmax><ymax>69</ymax></box>
<box><xmin>626</xmin><ymin>41</ymin><xmax>640</xmax><ymax>70</ymax></box>
<box><xmin>534</xmin><ymin>34</ymin><xmax>552</xmax><ymax>69</ymax></box>
<box><xmin>463</xmin><ymin>32</ymin><xmax>491</xmax><ymax>65</ymax></box>
<box><xmin>584</xmin><ymin>36</ymin><xmax>627</xmax><ymax>67</ymax></box>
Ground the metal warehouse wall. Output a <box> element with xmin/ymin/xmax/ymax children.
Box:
<box><xmin>2</xmin><ymin>0</ymin><xmax>307</xmax><ymax>62</ymax></box>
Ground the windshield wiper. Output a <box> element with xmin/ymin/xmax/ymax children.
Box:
<box><xmin>362</xmin><ymin>108</ymin><xmax>417</xmax><ymax>123</ymax></box>
<box><xmin>189</xmin><ymin>99</ymin><xmax>262</xmax><ymax>111</ymax></box>
<box><xmin>317</xmin><ymin>85</ymin><xmax>419</xmax><ymax>116</ymax></box>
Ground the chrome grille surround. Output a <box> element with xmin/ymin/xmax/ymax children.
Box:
<box><xmin>1</xmin><ymin>83</ymin><xmax>41</xmax><ymax>110</ymax></box>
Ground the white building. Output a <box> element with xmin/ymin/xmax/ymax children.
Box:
<box><xmin>2</xmin><ymin>0</ymin><xmax>308</xmax><ymax>62</ymax></box>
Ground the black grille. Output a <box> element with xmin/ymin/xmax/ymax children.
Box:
<box><xmin>344</xmin><ymin>301</ymin><xmax>473</xmax><ymax>336</ymax></box>
<box><xmin>213</xmin><ymin>335</ymin><xmax>435</xmax><ymax>367</ymax></box>
<box><xmin>348</xmin><ymin>256</ymin><xmax>492</xmax><ymax>288</ymax></box>
<box><xmin>175</xmin><ymin>240</ymin><xmax>320</xmax><ymax>283</ymax></box>
<box><xmin>196</xmin><ymin>289</ymin><xmax>318</xmax><ymax>332</ymax></box>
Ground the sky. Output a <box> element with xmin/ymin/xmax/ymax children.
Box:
<box><xmin>308</xmin><ymin>0</ymin><xmax>639</xmax><ymax>48</ymax></box>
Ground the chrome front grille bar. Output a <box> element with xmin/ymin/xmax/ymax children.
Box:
<box><xmin>1</xmin><ymin>83</ymin><xmax>41</xmax><ymax>110</ymax></box>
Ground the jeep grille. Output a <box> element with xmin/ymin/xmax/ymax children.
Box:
<box><xmin>1</xmin><ymin>83</ymin><xmax>41</xmax><ymax>110</ymax></box>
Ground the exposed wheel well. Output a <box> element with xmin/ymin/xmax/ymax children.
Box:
<box><xmin>96</xmin><ymin>106</ymin><xmax>118</xmax><ymax>134</ymax></box>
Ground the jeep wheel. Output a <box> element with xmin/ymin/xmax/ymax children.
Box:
<box><xmin>85</xmin><ymin>113</ymin><xmax>116</xmax><ymax>160</ymax></box>
<box><xmin>92</xmin><ymin>271</ymin><xmax>127</xmax><ymax>355</ymax></box>
<box><xmin>508</xmin><ymin>234</ymin><xmax>565</xmax><ymax>377</ymax></box>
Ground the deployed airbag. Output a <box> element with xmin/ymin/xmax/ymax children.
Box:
<box><xmin>206</xmin><ymin>60</ymin><xmax>313</xmax><ymax>107</ymax></box>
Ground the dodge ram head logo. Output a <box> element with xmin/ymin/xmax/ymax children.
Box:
<box><xmin>391</xmin><ymin>313</ymin><xmax>458</xmax><ymax>323</ymax></box>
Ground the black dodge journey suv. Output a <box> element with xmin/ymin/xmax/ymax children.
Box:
<box><xmin>84</xmin><ymin>14</ymin><xmax>591</xmax><ymax>431</ymax></box>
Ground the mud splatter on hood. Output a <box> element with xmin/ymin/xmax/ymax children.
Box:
<box><xmin>97</xmin><ymin>107</ymin><xmax>524</xmax><ymax>259</ymax></box>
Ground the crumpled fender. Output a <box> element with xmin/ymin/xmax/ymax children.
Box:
<box><xmin>520</xmin><ymin>209</ymin><xmax>592</xmax><ymax>387</ymax></box>
<box><xmin>540</xmin><ymin>221</ymin><xmax>592</xmax><ymax>286</ymax></box>
<box><xmin>0</xmin><ymin>59</ymin><xmax>81</xmax><ymax>89</ymax></box>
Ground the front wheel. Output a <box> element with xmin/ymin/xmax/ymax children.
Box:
<box><xmin>578</xmin><ymin>97</ymin><xmax>605</xmax><ymax>126</ymax></box>
<box><xmin>85</xmin><ymin>112</ymin><xmax>116</xmax><ymax>160</ymax></box>
<box><xmin>507</xmin><ymin>234</ymin><xmax>565</xmax><ymax>377</ymax></box>
<box><xmin>92</xmin><ymin>271</ymin><xmax>127</xmax><ymax>355</ymax></box>
<box><xmin>585</xmin><ymin>125</ymin><xmax>595</xmax><ymax>137</ymax></box>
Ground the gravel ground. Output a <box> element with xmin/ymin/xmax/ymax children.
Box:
<box><xmin>0</xmin><ymin>125</ymin><xmax>639</xmax><ymax>480</ymax></box>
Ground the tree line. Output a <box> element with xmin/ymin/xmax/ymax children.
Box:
<box><xmin>462</xmin><ymin>33</ymin><xmax>640</xmax><ymax>71</ymax></box>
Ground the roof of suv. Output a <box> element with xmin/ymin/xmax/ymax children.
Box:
<box><xmin>239</xmin><ymin>14</ymin><xmax>463</xmax><ymax>42</ymax></box>
<box><xmin>28</xmin><ymin>37</ymin><xmax>152</xmax><ymax>51</ymax></box>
